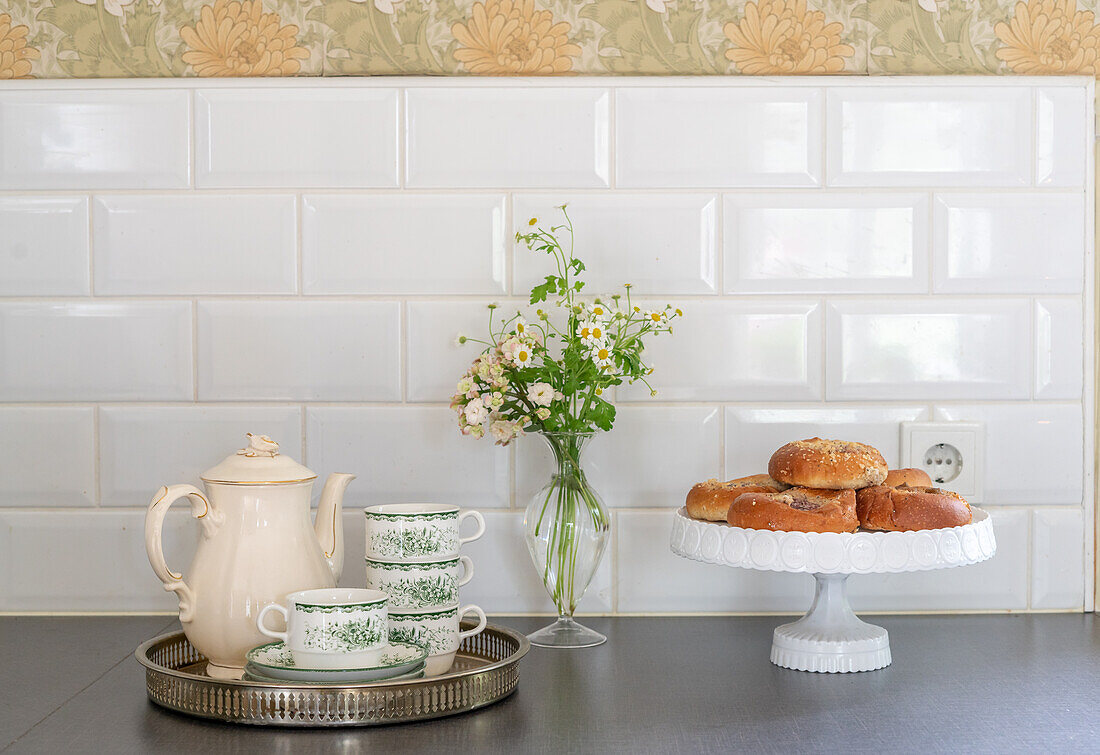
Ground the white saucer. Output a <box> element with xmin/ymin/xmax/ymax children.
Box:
<box><xmin>245</xmin><ymin>640</ymin><xmax>427</xmax><ymax>683</ymax></box>
<box><xmin>243</xmin><ymin>660</ymin><xmax>426</xmax><ymax>685</ymax></box>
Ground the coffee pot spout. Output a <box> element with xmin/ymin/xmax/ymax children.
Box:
<box><xmin>315</xmin><ymin>473</ymin><xmax>355</xmax><ymax>583</ymax></box>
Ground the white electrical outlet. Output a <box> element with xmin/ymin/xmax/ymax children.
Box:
<box><xmin>899</xmin><ymin>421</ymin><xmax>984</xmax><ymax>501</ymax></box>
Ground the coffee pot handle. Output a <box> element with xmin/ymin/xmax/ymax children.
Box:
<box><xmin>145</xmin><ymin>484</ymin><xmax>219</xmax><ymax>623</ymax></box>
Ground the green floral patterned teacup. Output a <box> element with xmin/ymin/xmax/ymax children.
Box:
<box><xmin>364</xmin><ymin>556</ymin><xmax>474</xmax><ymax>611</ymax></box>
<box><xmin>257</xmin><ymin>588</ymin><xmax>388</xmax><ymax>669</ymax></box>
<box><xmin>364</xmin><ymin>504</ymin><xmax>485</xmax><ymax>562</ymax></box>
<box><xmin>389</xmin><ymin>604</ymin><xmax>488</xmax><ymax>677</ymax></box>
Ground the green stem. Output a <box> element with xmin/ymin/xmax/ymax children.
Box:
<box><xmin>536</xmin><ymin>432</ymin><xmax>606</xmax><ymax>616</ymax></box>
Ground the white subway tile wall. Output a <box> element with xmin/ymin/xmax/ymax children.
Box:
<box><xmin>0</xmin><ymin>78</ymin><xmax>1092</xmax><ymax>615</ymax></box>
<box><xmin>0</xmin><ymin>197</ymin><xmax>89</xmax><ymax>296</ymax></box>
<box><xmin>302</xmin><ymin>193</ymin><xmax>507</xmax><ymax>294</ymax></box>
<box><xmin>0</xmin><ymin>90</ymin><xmax>190</xmax><ymax>189</ymax></box>
<box><xmin>825</xmin><ymin>299</ymin><xmax>1033</xmax><ymax>400</ymax></box>
<box><xmin>405</xmin><ymin>88</ymin><xmax>610</xmax><ymax>188</ymax></box>
<box><xmin>826</xmin><ymin>87</ymin><xmax>1034</xmax><ymax>187</ymax></box>
<box><xmin>932</xmin><ymin>193</ymin><xmax>1085</xmax><ymax>294</ymax></box>
<box><xmin>724</xmin><ymin>193</ymin><xmax>928</xmax><ymax>294</ymax></box>
<box><xmin>512</xmin><ymin>193</ymin><xmax>718</xmax><ymax>294</ymax></box>
<box><xmin>195</xmin><ymin>89</ymin><xmax>399</xmax><ymax>188</ymax></box>
<box><xmin>615</xmin><ymin>87</ymin><xmax>823</xmax><ymax>187</ymax></box>
<box><xmin>93</xmin><ymin>195</ymin><xmax>298</xmax><ymax>295</ymax></box>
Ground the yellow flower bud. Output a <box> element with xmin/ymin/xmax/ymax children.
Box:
<box><xmin>528</xmin><ymin>217</ymin><xmax>538</xmax><ymax>226</ymax></box>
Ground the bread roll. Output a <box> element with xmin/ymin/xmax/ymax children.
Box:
<box><xmin>685</xmin><ymin>474</ymin><xmax>784</xmax><ymax>521</ymax></box>
<box><xmin>883</xmin><ymin>468</ymin><xmax>933</xmax><ymax>488</ymax></box>
<box><xmin>856</xmin><ymin>485</ymin><xmax>972</xmax><ymax>531</ymax></box>
<box><xmin>726</xmin><ymin>487</ymin><xmax>858</xmax><ymax>533</ymax></box>
<box><xmin>768</xmin><ymin>438</ymin><xmax>888</xmax><ymax>490</ymax></box>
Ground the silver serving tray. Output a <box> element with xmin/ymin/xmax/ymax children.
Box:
<box><xmin>135</xmin><ymin>622</ymin><xmax>530</xmax><ymax>726</ymax></box>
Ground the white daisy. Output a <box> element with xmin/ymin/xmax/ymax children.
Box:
<box><xmin>645</xmin><ymin>310</ymin><xmax>666</xmax><ymax>324</ymax></box>
<box><xmin>576</xmin><ymin>320</ymin><xmax>607</xmax><ymax>346</ymax></box>
<box><xmin>513</xmin><ymin>344</ymin><xmax>534</xmax><ymax>367</ymax></box>
<box><xmin>588</xmin><ymin>303</ymin><xmax>610</xmax><ymax>321</ymax></box>
<box><xmin>591</xmin><ymin>344</ymin><xmax>614</xmax><ymax>368</ymax></box>
<box><xmin>514</xmin><ymin>318</ymin><xmax>529</xmax><ymax>338</ymax></box>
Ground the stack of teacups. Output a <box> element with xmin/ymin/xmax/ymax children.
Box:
<box><xmin>364</xmin><ymin>504</ymin><xmax>487</xmax><ymax>676</ymax></box>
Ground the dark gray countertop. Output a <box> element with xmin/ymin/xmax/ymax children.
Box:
<box><xmin>4</xmin><ymin>614</ymin><xmax>1100</xmax><ymax>753</ymax></box>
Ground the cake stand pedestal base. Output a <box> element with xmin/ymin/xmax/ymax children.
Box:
<box><xmin>770</xmin><ymin>573</ymin><xmax>890</xmax><ymax>673</ymax></box>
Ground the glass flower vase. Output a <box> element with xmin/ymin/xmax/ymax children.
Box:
<box><xmin>523</xmin><ymin>431</ymin><xmax>611</xmax><ymax>648</ymax></box>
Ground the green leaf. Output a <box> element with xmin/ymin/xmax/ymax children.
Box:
<box><xmin>530</xmin><ymin>275</ymin><xmax>558</xmax><ymax>304</ymax></box>
<box><xmin>588</xmin><ymin>397</ymin><xmax>617</xmax><ymax>432</ymax></box>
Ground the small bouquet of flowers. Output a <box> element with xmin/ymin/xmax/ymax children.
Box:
<box><xmin>450</xmin><ymin>206</ymin><xmax>681</xmax><ymax>445</ymax></box>
<box><xmin>450</xmin><ymin>205</ymin><xmax>681</xmax><ymax>648</ymax></box>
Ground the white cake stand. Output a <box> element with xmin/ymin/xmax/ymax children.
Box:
<box><xmin>669</xmin><ymin>507</ymin><xmax>996</xmax><ymax>673</ymax></box>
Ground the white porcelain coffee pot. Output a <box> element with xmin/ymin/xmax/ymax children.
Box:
<box><xmin>145</xmin><ymin>433</ymin><xmax>355</xmax><ymax>679</ymax></box>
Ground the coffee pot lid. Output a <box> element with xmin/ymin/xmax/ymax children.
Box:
<box><xmin>201</xmin><ymin>433</ymin><xmax>317</xmax><ymax>484</ymax></box>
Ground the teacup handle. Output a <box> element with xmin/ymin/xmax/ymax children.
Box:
<box><xmin>457</xmin><ymin>510</ymin><xmax>486</xmax><ymax>546</ymax></box>
<box><xmin>257</xmin><ymin>603</ymin><xmax>290</xmax><ymax>643</ymax></box>
<box><xmin>457</xmin><ymin>604</ymin><xmax>487</xmax><ymax>640</ymax></box>
<box><xmin>457</xmin><ymin>555</ymin><xmax>474</xmax><ymax>587</ymax></box>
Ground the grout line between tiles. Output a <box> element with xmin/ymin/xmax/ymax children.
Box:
<box><xmin>927</xmin><ymin>190</ymin><xmax>935</xmax><ymax>294</ymax></box>
<box><xmin>819</xmin><ymin>88</ymin><xmax>829</xmax><ymax>187</ymax></box>
<box><xmin>1029</xmin><ymin>296</ymin><xmax>1037</xmax><ymax>400</ymax></box>
<box><xmin>505</xmin><ymin>192</ymin><xmax>515</xmax><ymax>297</ymax></box>
<box><xmin>607</xmin><ymin>89</ymin><xmax>616</xmax><ymax>190</ymax></box>
<box><xmin>397</xmin><ymin>89</ymin><xmax>407</xmax><ymax>189</ymax></box>
<box><xmin>0</xmin><ymin>293</ymin><xmax>1071</xmax><ymax>303</ymax></box>
<box><xmin>717</xmin><ymin>405</ymin><xmax>726</xmax><ymax>480</ymax></box>
<box><xmin>1</xmin><ymin>76</ymin><xmax>1091</xmax><ymax>91</ymax></box>
<box><xmin>191</xmin><ymin>301</ymin><xmax>199</xmax><ymax>402</ymax></box>
<box><xmin>187</xmin><ymin>89</ymin><xmax>196</xmax><ymax>188</ymax></box>
<box><xmin>0</xmin><ymin>186</ymin><xmax>1087</xmax><ymax>198</ymax></box>
<box><xmin>506</xmin><ymin>440</ymin><xmax>514</xmax><ymax>510</ymax></box>
<box><xmin>300</xmin><ymin>403</ymin><xmax>308</xmax><ymax>465</ymax></box>
<box><xmin>610</xmin><ymin>510</ymin><xmax>619</xmax><ymax>613</ymax></box>
<box><xmin>819</xmin><ymin>296</ymin><xmax>828</xmax><ymax>400</ymax></box>
<box><xmin>714</xmin><ymin>194</ymin><xmax>725</xmax><ymax>296</ymax></box>
<box><xmin>92</xmin><ymin>405</ymin><xmax>101</xmax><ymax>507</ymax></box>
<box><xmin>85</xmin><ymin>194</ymin><xmax>95</xmax><ymax>295</ymax></box>
<box><xmin>1031</xmin><ymin>88</ymin><xmax>1039</xmax><ymax>188</ymax></box>
<box><xmin>1026</xmin><ymin>510</ymin><xmax>1035</xmax><ymax>609</ymax></box>
<box><xmin>399</xmin><ymin>301</ymin><xmax>408</xmax><ymax>403</ymax></box>
<box><xmin>295</xmin><ymin>194</ymin><xmax>304</xmax><ymax>295</ymax></box>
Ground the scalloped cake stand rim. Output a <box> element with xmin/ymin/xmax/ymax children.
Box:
<box><xmin>669</xmin><ymin>507</ymin><xmax>997</xmax><ymax>673</ymax></box>
<box><xmin>669</xmin><ymin>507</ymin><xmax>996</xmax><ymax>575</ymax></box>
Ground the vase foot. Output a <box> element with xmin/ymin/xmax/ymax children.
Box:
<box><xmin>527</xmin><ymin>617</ymin><xmax>606</xmax><ymax>648</ymax></box>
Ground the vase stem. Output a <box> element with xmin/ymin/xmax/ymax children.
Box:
<box><xmin>524</xmin><ymin>431</ymin><xmax>611</xmax><ymax>648</ymax></box>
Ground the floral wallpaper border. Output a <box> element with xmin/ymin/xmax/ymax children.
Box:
<box><xmin>1</xmin><ymin>0</ymin><xmax>1099</xmax><ymax>79</ymax></box>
